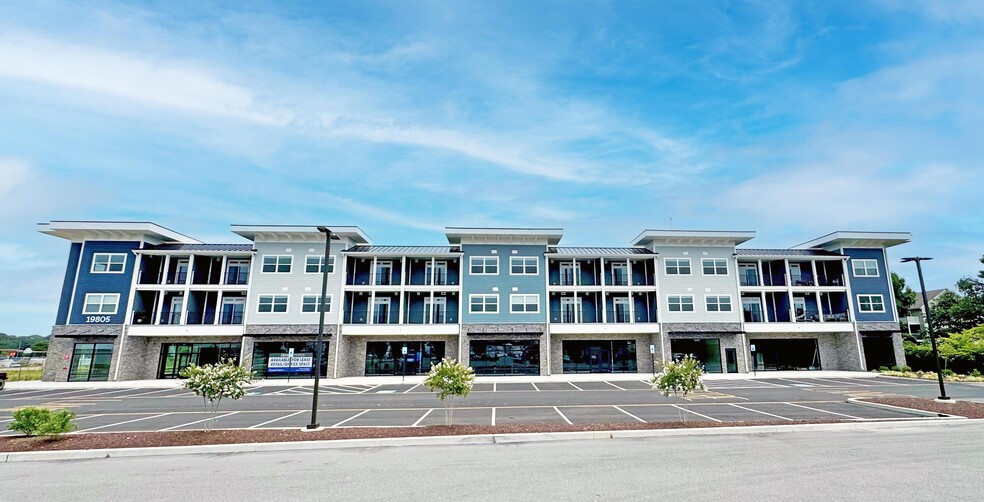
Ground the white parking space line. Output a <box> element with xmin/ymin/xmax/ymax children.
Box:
<box><xmin>811</xmin><ymin>378</ymin><xmax>872</xmax><ymax>387</ymax></box>
<box><xmin>160</xmin><ymin>412</ymin><xmax>239</xmax><ymax>431</ymax></box>
<box><xmin>318</xmin><ymin>386</ymin><xmax>363</xmax><ymax>394</ymax></box>
<box><xmin>568</xmin><ymin>382</ymin><xmax>584</xmax><ymax>391</ymax></box>
<box><xmin>491</xmin><ymin>407</ymin><xmax>496</xmax><ymax>426</ymax></box>
<box><xmin>81</xmin><ymin>388</ymin><xmax>142</xmax><ymax>398</ymax></box>
<box><xmin>605</xmin><ymin>381</ymin><xmax>627</xmax><ymax>391</ymax></box>
<box><xmin>248</xmin><ymin>410</ymin><xmax>305</xmax><ymax>429</ymax></box>
<box><xmin>125</xmin><ymin>388</ymin><xmax>183</xmax><ymax>398</ymax></box>
<box><xmin>403</xmin><ymin>384</ymin><xmax>421</xmax><ymax>394</ymax></box>
<box><xmin>747</xmin><ymin>379</ymin><xmax>789</xmax><ymax>388</ymax></box>
<box><xmin>26</xmin><ymin>388</ymin><xmax>97</xmax><ymax>399</ymax></box>
<box><xmin>358</xmin><ymin>384</ymin><xmax>382</xmax><ymax>394</ymax></box>
<box><xmin>493</xmin><ymin>382</ymin><xmax>497</xmax><ymax>392</ymax></box>
<box><xmin>613</xmin><ymin>405</ymin><xmax>646</xmax><ymax>423</ymax></box>
<box><xmin>774</xmin><ymin>378</ymin><xmax>824</xmax><ymax>387</ymax></box>
<box><xmin>865</xmin><ymin>379</ymin><xmax>910</xmax><ymax>387</ymax></box>
<box><xmin>411</xmin><ymin>409</ymin><xmax>434</xmax><ymax>427</ymax></box>
<box><xmin>332</xmin><ymin>410</ymin><xmax>370</xmax><ymax>427</ymax></box>
<box><xmin>672</xmin><ymin>405</ymin><xmax>722</xmax><ymax>423</ymax></box>
<box><xmin>76</xmin><ymin>413</ymin><xmax>172</xmax><ymax>433</ymax></box>
<box><xmin>784</xmin><ymin>402</ymin><xmax>863</xmax><ymax>420</ymax></box>
<box><xmin>730</xmin><ymin>403</ymin><xmax>793</xmax><ymax>421</ymax></box>
<box><xmin>3</xmin><ymin>389</ymin><xmax>64</xmax><ymax>398</ymax></box>
<box><xmin>553</xmin><ymin>406</ymin><xmax>573</xmax><ymax>425</ymax></box>
<box><xmin>530</xmin><ymin>382</ymin><xmax>540</xmax><ymax>391</ymax></box>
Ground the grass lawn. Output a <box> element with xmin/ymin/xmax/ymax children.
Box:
<box><xmin>3</xmin><ymin>367</ymin><xmax>43</xmax><ymax>381</ymax></box>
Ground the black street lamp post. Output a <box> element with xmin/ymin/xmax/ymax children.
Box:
<box><xmin>307</xmin><ymin>226</ymin><xmax>335</xmax><ymax>429</ymax></box>
<box><xmin>900</xmin><ymin>257</ymin><xmax>949</xmax><ymax>401</ymax></box>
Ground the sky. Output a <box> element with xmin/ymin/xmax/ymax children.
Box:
<box><xmin>1</xmin><ymin>0</ymin><xmax>983</xmax><ymax>336</ymax></box>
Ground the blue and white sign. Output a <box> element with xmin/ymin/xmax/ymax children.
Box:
<box><xmin>267</xmin><ymin>353</ymin><xmax>314</xmax><ymax>374</ymax></box>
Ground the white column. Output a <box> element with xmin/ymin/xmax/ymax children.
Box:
<box><xmin>218</xmin><ymin>256</ymin><xmax>228</xmax><ymax>285</ymax></box>
<box><xmin>214</xmin><ymin>291</ymin><xmax>223</xmax><ymax>325</ymax></box>
<box><xmin>784</xmin><ymin>258</ymin><xmax>794</xmax><ymax>322</ymax></box>
<box><xmin>600</xmin><ymin>257</ymin><xmax>608</xmax><ymax>323</ymax></box>
<box><xmin>398</xmin><ymin>256</ymin><xmax>406</xmax><ymax>324</ymax></box>
<box><xmin>370</xmin><ymin>256</ymin><xmax>378</xmax><ymax>285</ymax></box>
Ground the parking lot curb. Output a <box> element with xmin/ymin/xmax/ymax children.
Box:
<box><xmin>3</xmin><ymin>418</ymin><xmax>979</xmax><ymax>463</ymax></box>
<box><xmin>846</xmin><ymin>398</ymin><xmax>966</xmax><ymax>418</ymax></box>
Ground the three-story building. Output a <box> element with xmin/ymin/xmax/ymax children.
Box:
<box><xmin>38</xmin><ymin>221</ymin><xmax>910</xmax><ymax>381</ymax></box>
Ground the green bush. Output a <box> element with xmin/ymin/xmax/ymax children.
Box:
<box><xmin>899</xmin><ymin>365</ymin><xmax>912</xmax><ymax>373</ymax></box>
<box><xmin>942</xmin><ymin>368</ymin><xmax>955</xmax><ymax>377</ymax></box>
<box><xmin>8</xmin><ymin>407</ymin><xmax>76</xmax><ymax>437</ymax></box>
<box><xmin>651</xmin><ymin>355</ymin><xmax>706</xmax><ymax>398</ymax></box>
<box><xmin>879</xmin><ymin>366</ymin><xmax>890</xmax><ymax>372</ymax></box>
<box><xmin>971</xmin><ymin>369</ymin><xmax>982</xmax><ymax>377</ymax></box>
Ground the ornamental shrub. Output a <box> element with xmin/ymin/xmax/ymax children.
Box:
<box><xmin>651</xmin><ymin>355</ymin><xmax>706</xmax><ymax>398</ymax></box>
<box><xmin>423</xmin><ymin>358</ymin><xmax>475</xmax><ymax>426</ymax></box>
<box><xmin>8</xmin><ymin>407</ymin><xmax>76</xmax><ymax>437</ymax></box>
<box><xmin>180</xmin><ymin>359</ymin><xmax>253</xmax><ymax>432</ymax></box>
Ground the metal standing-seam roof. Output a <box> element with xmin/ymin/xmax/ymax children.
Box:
<box><xmin>344</xmin><ymin>245</ymin><xmax>462</xmax><ymax>254</ymax></box>
<box><xmin>735</xmin><ymin>248</ymin><xmax>844</xmax><ymax>257</ymax></box>
<box><xmin>548</xmin><ymin>247</ymin><xmax>657</xmax><ymax>256</ymax></box>
<box><xmin>146</xmin><ymin>244</ymin><xmax>255</xmax><ymax>252</ymax></box>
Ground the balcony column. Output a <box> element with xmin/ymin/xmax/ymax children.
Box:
<box><xmin>761</xmin><ymin>292</ymin><xmax>768</xmax><ymax>323</ymax></box>
<box><xmin>818</xmin><ymin>292</ymin><xmax>826</xmax><ymax>323</ymax></box>
<box><xmin>154</xmin><ymin>290</ymin><xmax>166</xmax><ymax>325</ymax></box>
<box><xmin>572</xmin><ymin>259</ymin><xmax>578</xmax><ymax>286</ymax></box>
<box><xmin>600</xmin><ymin>257</ymin><xmax>608</xmax><ymax>323</ymax></box>
<box><xmin>757</xmin><ymin>259</ymin><xmax>764</xmax><ymax>286</ymax></box>
<box><xmin>810</xmin><ymin>260</ymin><xmax>819</xmax><ymax>287</ymax></box>
<box><xmin>398</xmin><ymin>256</ymin><xmax>406</xmax><ymax>324</ymax></box>
<box><xmin>214</xmin><ymin>291</ymin><xmax>223</xmax><ymax>325</ymax></box>
<box><xmin>784</xmin><ymin>259</ymin><xmax>794</xmax><ymax>322</ymax></box>
<box><xmin>218</xmin><ymin>256</ymin><xmax>228</xmax><ymax>285</ymax></box>
<box><xmin>370</xmin><ymin>256</ymin><xmax>378</xmax><ymax>285</ymax></box>
<box><xmin>161</xmin><ymin>255</ymin><xmax>171</xmax><ymax>286</ymax></box>
<box><xmin>626</xmin><ymin>258</ymin><xmax>631</xmax><ymax>286</ymax></box>
<box><xmin>369</xmin><ymin>291</ymin><xmax>376</xmax><ymax>325</ymax></box>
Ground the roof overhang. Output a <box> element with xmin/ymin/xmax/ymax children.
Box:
<box><xmin>794</xmin><ymin>231</ymin><xmax>912</xmax><ymax>250</ymax></box>
<box><xmin>631</xmin><ymin>229</ymin><xmax>755</xmax><ymax>247</ymax></box>
<box><xmin>37</xmin><ymin>221</ymin><xmax>201</xmax><ymax>244</ymax></box>
<box><xmin>231</xmin><ymin>225</ymin><xmax>370</xmax><ymax>244</ymax></box>
<box><xmin>445</xmin><ymin>227</ymin><xmax>563</xmax><ymax>245</ymax></box>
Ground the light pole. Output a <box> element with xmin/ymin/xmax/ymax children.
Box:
<box><xmin>900</xmin><ymin>257</ymin><xmax>949</xmax><ymax>401</ymax></box>
<box><xmin>307</xmin><ymin>226</ymin><xmax>335</xmax><ymax>429</ymax></box>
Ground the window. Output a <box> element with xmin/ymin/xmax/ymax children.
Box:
<box><xmin>705</xmin><ymin>295</ymin><xmax>733</xmax><ymax>312</ymax></box>
<box><xmin>470</xmin><ymin>256</ymin><xmax>499</xmax><ymax>275</ymax></box>
<box><xmin>304</xmin><ymin>255</ymin><xmax>335</xmax><ymax>274</ymax></box>
<box><xmin>668</xmin><ymin>295</ymin><xmax>695</xmax><ymax>312</ymax></box>
<box><xmin>257</xmin><ymin>295</ymin><xmax>289</xmax><ymax>313</ymax></box>
<box><xmin>91</xmin><ymin>253</ymin><xmax>127</xmax><ymax>273</ymax></box>
<box><xmin>857</xmin><ymin>294</ymin><xmax>885</xmax><ymax>313</ymax></box>
<box><xmin>510</xmin><ymin>294</ymin><xmax>540</xmax><ymax>313</ymax></box>
<box><xmin>469</xmin><ymin>294</ymin><xmax>499</xmax><ymax>313</ymax></box>
<box><xmin>262</xmin><ymin>255</ymin><xmax>292</xmax><ymax>273</ymax></box>
<box><xmin>510</xmin><ymin>256</ymin><xmax>538</xmax><ymax>275</ymax></box>
<box><xmin>852</xmin><ymin>259</ymin><xmax>879</xmax><ymax>277</ymax></box>
<box><xmin>702</xmin><ymin>258</ymin><xmax>728</xmax><ymax>275</ymax></box>
<box><xmin>301</xmin><ymin>295</ymin><xmax>332</xmax><ymax>313</ymax></box>
<box><xmin>665</xmin><ymin>258</ymin><xmax>691</xmax><ymax>275</ymax></box>
<box><xmin>82</xmin><ymin>293</ymin><xmax>120</xmax><ymax>314</ymax></box>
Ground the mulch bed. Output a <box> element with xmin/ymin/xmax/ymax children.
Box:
<box><xmin>0</xmin><ymin>419</ymin><xmax>844</xmax><ymax>453</ymax></box>
<box><xmin>862</xmin><ymin>397</ymin><xmax>984</xmax><ymax>419</ymax></box>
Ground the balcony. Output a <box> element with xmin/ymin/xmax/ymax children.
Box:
<box><xmin>131</xmin><ymin>311</ymin><xmax>156</xmax><ymax>325</ymax></box>
<box><xmin>218</xmin><ymin>310</ymin><xmax>244</xmax><ymax>325</ymax></box>
<box><xmin>159</xmin><ymin>312</ymin><xmax>183</xmax><ymax>325</ymax></box>
<box><xmin>817</xmin><ymin>274</ymin><xmax>845</xmax><ymax>287</ymax></box>
<box><xmin>225</xmin><ymin>269</ymin><xmax>250</xmax><ymax>285</ymax></box>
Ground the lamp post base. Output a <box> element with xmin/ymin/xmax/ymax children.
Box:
<box><xmin>934</xmin><ymin>397</ymin><xmax>953</xmax><ymax>402</ymax></box>
<box><xmin>304</xmin><ymin>424</ymin><xmax>322</xmax><ymax>431</ymax></box>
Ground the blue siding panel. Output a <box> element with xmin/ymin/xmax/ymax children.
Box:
<box><xmin>844</xmin><ymin>248</ymin><xmax>895</xmax><ymax>322</ymax></box>
<box><xmin>55</xmin><ymin>242</ymin><xmax>83</xmax><ymax>325</ymax></box>
<box><xmin>68</xmin><ymin>241</ymin><xmax>140</xmax><ymax>325</ymax></box>
<box><xmin>461</xmin><ymin>244</ymin><xmax>547</xmax><ymax>323</ymax></box>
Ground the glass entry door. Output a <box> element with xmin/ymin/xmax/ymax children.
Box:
<box><xmin>67</xmin><ymin>343</ymin><xmax>114</xmax><ymax>381</ymax></box>
<box><xmin>560</xmin><ymin>296</ymin><xmax>581</xmax><ymax>323</ymax></box>
<box><xmin>562</xmin><ymin>340</ymin><xmax>637</xmax><ymax>373</ymax></box>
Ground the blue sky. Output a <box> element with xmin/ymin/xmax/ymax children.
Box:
<box><xmin>1</xmin><ymin>0</ymin><xmax>982</xmax><ymax>336</ymax></box>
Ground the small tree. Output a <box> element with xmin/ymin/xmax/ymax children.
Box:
<box><xmin>8</xmin><ymin>407</ymin><xmax>76</xmax><ymax>437</ymax></box>
<box><xmin>423</xmin><ymin>358</ymin><xmax>475</xmax><ymax>426</ymax></box>
<box><xmin>180</xmin><ymin>359</ymin><xmax>253</xmax><ymax>432</ymax></box>
<box><xmin>651</xmin><ymin>355</ymin><xmax>706</xmax><ymax>422</ymax></box>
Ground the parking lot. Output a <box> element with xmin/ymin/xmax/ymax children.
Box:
<box><xmin>1</xmin><ymin>376</ymin><xmax>979</xmax><ymax>434</ymax></box>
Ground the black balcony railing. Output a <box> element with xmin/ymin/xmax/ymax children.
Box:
<box><xmin>607</xmin><ymin>311</ymin><xmax>631</xmax><ymax>323</ymax></box>
<box><xmin>560</xmin><ymin>272</ymin><xmax>576</xmax><ymax>286</ymax></box>
<box><xmin>424</xmin><ymin>271</ymin><xmax>448</xmax><ymax>286</ymax></box>
<box><xmin>823</xmin><ymin>312</ymin><xmax>850</xmax><ymax>322</ymax></box>
<box><xmin>219</xmin><ymin>310</ymin><xmax>244</xmax><ymax>325</ymax></box>
<box><xmin>609</xmin><ymin>274</ymin><xmax>629</xmax><ymax>286</ymax></box>
<box><xmin>763</xmin><ymin>273</ymin><xmax>786</xmax><ymax>286</ymax></box>
<box><xmin>817</xmin><ymin>275</ymin><xmax>845</xmax><ymax>287</ymax></box>
<box><xmin>743</xmin><ymin>309</ymin><xmax>764</xmax><ymax>322</ymax></box>
<box><xmin>160</xmin><ymin>312</ymin><xmax>183</xmax><ymax>325</ymax></box>
<box><xmin>739</xmin><ymin>272</ymin><xmax>759</xmax><ymax>287</ymax></box>
<box><xmin>131</xmin><ymin>311</ymin><xmax>155</xmax><ymax>325</ymax></box>
<box><xmin>225</xmin><ymin>270</ymin><xmax>250</xmax><ymax>285</ymax></box>
<box><xmin>791</xmin><ymin>275</ymin><xmax>815</xmax><ymax>287</ymax></box>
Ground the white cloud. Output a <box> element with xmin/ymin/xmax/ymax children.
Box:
<box><xmin>0</xmin><ymin>157</ymin><xmax>32</xmax><ymax>196</ymax></box>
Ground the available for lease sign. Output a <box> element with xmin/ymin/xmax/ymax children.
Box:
<box><xmin>268</xmin><ymin>354</ymin><xmax>314</xmax><ymax>373</ymax></box>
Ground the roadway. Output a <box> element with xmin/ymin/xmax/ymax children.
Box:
<box><xmin>2</xmin><ymin>376</ymin><xmax>980</xmax><ymax>433</ymax></box>
<box><xmin>3</xmin><ymin>420</ymin><xmax>982</xmax><ymax>500</ymax></box>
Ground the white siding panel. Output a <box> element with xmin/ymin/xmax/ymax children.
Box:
<box><xmin>655</xmin><ymin>245</ymin><xmax>741</xmax><ymax>323</ymax></box>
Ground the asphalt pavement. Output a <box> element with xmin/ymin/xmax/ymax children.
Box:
<box><xmin>3</xmin><ymin>420</ymin><xmax>982</xmax><ymax>501</ymax></box>
<box><xmin>2</xmin><ymin>376</ymin><xmax>980</xmax><ymax>432</ymax></box>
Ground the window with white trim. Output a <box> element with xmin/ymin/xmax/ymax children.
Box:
<box><xmin>304</xmin><ymin>255</ymin><xmax>335</xmax><ymax>274</ymax></box>
<box><xmin>301</xmin><ymin>295</ymin><xmax>332</xmax><ymax>313</ymax></box>
<box><xmin>262</xmin><ymin>255</ymin><xmax>292</xmax><ymax>273</ymax></box>
<box><xmin>852</xmin><ymin>259</ymin><xmax>879</xmax><ymax>277</ymax></box>
<box><xmin>857</xmin><ymin>294</ymin><xmax>885</xmax><ymax>312</ymax></box>
<box><xmin>469</xmin><ymin>294</ymin><xmax>499</xmax><ymax>313</ymax></box>
<box><xmin>667</xmin><ymin>295</ymin><xmax>694</xmax><ymax>312</ymax></box>
<box><xmin>705</xmin><ymin>295</ymin><xmax>732</xmax><ymax>312</ymax></box>
<box><xmin>82</xmin><ymin>293</ymin><xmax>120</xmax><ymax>314</ymax></box>
<box><xmin>510</xmin><ymin>256</ymin><xmax>538</xmax><ymax>275</ymax></box>
<box><xmin>509</xmin><ymin>294</ymin><xmax>540</xmax><ymax>313</ymax></box>
<box><xmin>470</xmin><ymin>256</ymin><xmax>499</xmax><ymax>275</ymax></box>
<box><xmin>257</xmin><ymin>295</ymin><xmax>289</xmax><ymax>313</ymax></box>
<box><xmin>702</xmin><ymin>258</ymin><xmax>728</xmax><ymax>275</ymax></box>
<box><xmin>91</xmin><ymin>253</ymin><xmax>127</xmax><ymax>273</ymax></box>
<box><xmin>665</xmin><ymin>258</ymin><xmax>691</xmax><ymax>275</ymax></box>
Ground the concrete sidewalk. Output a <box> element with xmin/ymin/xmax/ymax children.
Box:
<box><xmin>3</xmin><ymin>370</ymin><xmax>883</xmax><ymax>390</ymax></box>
